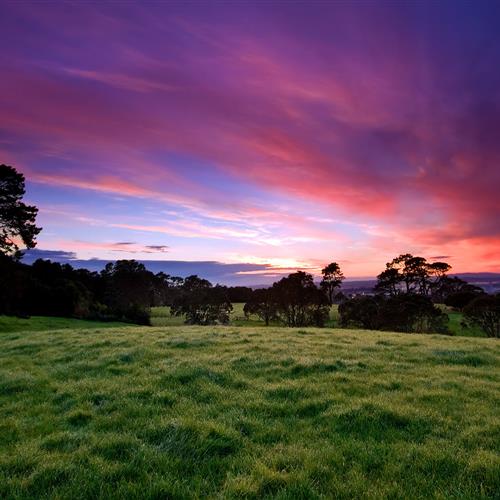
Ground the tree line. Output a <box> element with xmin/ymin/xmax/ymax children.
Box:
<box><xmin>0</xmin><ymin>255</ymin><xmax>254</xmax><ymax>325</ymax></box>
<box><xmin>1</xmin><ymin>163</ymin><xmax>498</xmax><ymax>337</ymax></box>
<box><xmin>3</xmin><ymin>251</ymin><xmax>497</xmax><ymax>337</ymax></box>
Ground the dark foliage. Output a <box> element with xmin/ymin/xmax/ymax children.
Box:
<box><xmin>339</xmin><ymin>294</ymin><xmax>449</xmax><ymax>334</ymax></box>
<box><xmin>244</xmin><ymin>273</ymin><xmax>332</xmax><ymax>327</ymax></box>
<box><xmin>375</xmin><ymin>254</ymin><xmax>434</xmax><ymax>296</ymax></box>
<box><xmin>320</xmin><ymin>262</ymin><xmax>345</xmax><ymax>305</ymax></box>
<box><xmin>378</xmin><ymin>294</ymin><xmax>449</xmax><ymax>334</ymax></box>
<box><xmin>463</xmin><ymin>294</ymin><xmax>500</xmax><ymax>338</ymax></box>
<box><xmin>243</xmin><ymin>288</ymin><xmax>278</xmax><ymax>326</ymax></box>
<box><xmin>375</xmin><ymin>268</ymin><xmax>401</xmax><ymax>296</ymax></box>
<box><xmin>272</xmin><ymin>271</ymin><xmax>330</xmax><ymax>327</ymax></box>
<box><xmin>225</xmin><ymin>286</ymin><xmax>253</xmax><ymax>303</ymax></box>
<box><xmin>150</xmin><ymin>273</ymin><xmax>185</xmax><ymax>307</ymax></box>
<box><xmin>339</xmin><ymin>296</ymin><xmax>383</xmax><ymax>330</ymax></box>
<box><xmin>374</xmin><ymin>254</ymin><xmax>480</xmax><ymax>308</ymax></box>
<box><xmin>0</xmin><ymin>256</ymin><xmax>161</xmax><ymax>325</ymax></box>
<box><xmin>171</xmin><ymin>275</ymin><xmax>233</xmax><ymax>325</ymax></box>
<box><xmin>445</xmin><ymin>290</ymin><xmax>484</xmax><ymax>310</ymax></box>
<box><xmin>0</xmin><ymin>164</ymin><xmax>41</xmax><ymax>258</ymax></box>
<box><xmin>100</xmin><ymin>260</ymin><xmax>154</xmax><ymax>325</ymax></box>
<box><xmin>1</xmin><ymin>256</ymin><xmax>97</xmax><ymax>318</ymax></box>
<box><xmin>438</xmin><ymin>277</ymin><xmax>484</xmax><ymax>309</ymax></box>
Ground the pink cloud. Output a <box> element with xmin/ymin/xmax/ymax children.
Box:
<box><xmin>1</xmin><ymin>2</ymin><xmax>499</xmax><ymax>275</ymax></box>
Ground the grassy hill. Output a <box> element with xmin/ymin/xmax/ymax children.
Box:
<box><xmin>1</xmin><ymin>324</ymin><xmax>498</xmax><ymax>498</ymax></box>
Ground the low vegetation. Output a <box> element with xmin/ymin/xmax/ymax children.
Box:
<box><xmin>0</xmin><ymin>315</ymin><xmax>128</xmax><ymax>333</ymax></box>
<box><xmin>1</xmin><ymin>324</ymin><xmax>499</xmax><ymax>498</ymax></box>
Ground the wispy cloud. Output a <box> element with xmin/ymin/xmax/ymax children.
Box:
<box><xmin>2</xmin><ymin>1</ymin><xmax>499</xmax><ymax>276</ymax></box>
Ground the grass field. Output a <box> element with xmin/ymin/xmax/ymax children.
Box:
<box><xmin>152</xmin><ymin>304</ymin><xmax>481</xmax><ymax>337</ymax></box>
<box><xmin>153</xmin><ymin>304</ymin><xmax>340</xmax><ymax>329</ymax></box>
<box><xmin>1</xmin><ymin>323</ymin><xmax>499</xmax><ymax>498</ymax></box>
<box><xmin>444</xmin><ymin>310</ymin><xmax>484</xmax><ymax>337</ymax></box>
<box><xmin>150</xmin><ymin>303</ymin><xmax>290</xmax><ymax>328</ymax></box>
<box><xmin>0</xmin><ymin>303</ymin><xmax>479</xmax><ymax>337</ymax></box>
<box><xmin>0</xmin><ymin>315</ymin><xmax>128</xmax><ymax>333</ymax></box>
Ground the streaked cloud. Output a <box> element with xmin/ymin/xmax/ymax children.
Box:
<box><xmin>1</xmin><ymin>1</ymin><xmax>499</xmax><ymax>279</ymax></box>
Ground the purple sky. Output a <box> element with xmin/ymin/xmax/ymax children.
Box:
<box><xmin>1</xmin><ymin>1</ymin><xmax>499</xmax><ymax>284</ymax></box>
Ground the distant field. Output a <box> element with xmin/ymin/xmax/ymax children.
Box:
<box><xmin>152</xmin><ymin>303</ymin><xmax>482</xmax><ymax>337</ymax></box>
<box><xmin>0</xmin><ymin>303</ymin><xmax>482</xmax><ymax>337</ymax></box>
<box><xmin>150</xmin><ymin>303</ymin><xmax>283</xmax><ymax>327</ymax></box>
<box><xmin>447</xmin><ymin>311</ymin><xmax>484</xmax><ymax>337</ymax></box>
<box><xmin>0</xmin><ymin>315</ymin><xmax>128</xmax><ymax>333</ymax></box>
<box><xmin>152</xmin><ymin>303</ymin><xmax>339</xmax><ymax>328</ymax></box>
<box><xmin>1</xmin><ymin>324</ymin><xmax>498</xmax><ymax>498</ymax></box>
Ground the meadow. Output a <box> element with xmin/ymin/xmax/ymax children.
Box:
<box><xmin>151</xmin><ymin>304</ymin><xmax>482</xmax><ymax>337</ymax></box>
<box><xmin>0</xmin><ymin>315</ymin><xmax>128</xmax><ymax>333</ymax></box>
<box><xmin>150</xmin><ymin>303</ymin><xmax>296</xmax><ymax>328</ymax></box>
<box><xmin>0</xmin><ymin>304</ymin><xmax>482</xmax><ymax>337</ymax></box>
<box><xmin>1</xmin><ymin>322</ymin><xmax>499</xmax><ymax>498</ymax></box>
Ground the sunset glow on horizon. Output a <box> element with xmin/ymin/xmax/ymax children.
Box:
<box><xmin>1</xmin><ymin>1</ymin><xmax>499</xmax><ymax>284</ymax></box>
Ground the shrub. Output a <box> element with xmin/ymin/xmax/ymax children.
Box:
<box><xmin>171</xmin><ymin>276</ymin><xmax>232</xmax><ymax>325</ymax></box>
<box><xmin>272</xmin><ymin>272</ymin><xmax>330</xmax><ymax>327</ymax></box>
<box><xmin>463</xmin><ymin>294</ymin><xmax>500</xmax><ymax>338</ymax></box>
<box><xmin>378</xmin><ymin>294</ymin><xmax>449</xmax><ymax>334</ymax></box>
<box><xmin>339</xmin><ymin>294</ymin><xmax>448</xmax><ymax>334</ymax></box>
<box><xmin>339</xmin><ymin>296</ymin><xmax>383</xmax><ymax>330</ymax></box>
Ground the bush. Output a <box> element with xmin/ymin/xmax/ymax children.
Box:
<box><xmin>379</xmin><ymin>294</ymin><xmax>449</xmax><ymax>334</ymax></box>
<box><xmin>339</xmin><ymin>294</ymin><xmax>449</xmax><ymax>334</ymax></box>
<box><xmin>121</xmin><ymin>305</ymin><xmax>151</xmax><ymax>326</ymax></box>
<box><xmin>339</xmin><ymin>296</ymin><xmax>383</xmax><ymax>330</ymax></box>
<box><xmin>463</xmin><ymin>294</ymin><xmax>500</xmax><ymax>338</ymax></box>
<box><xmin>244</xmin><ymin>288</ymin><xmax>277</xmax><ymax>326</ymax></box>
<box><xmin>171</xmin><ymin>276</ymin><xmax>233</xmax><ymax>325</ymax></box>
<box><xmin>272</xmin><ymin>272</ymin><xmax>330</xmax><ymax>327</ymax></box>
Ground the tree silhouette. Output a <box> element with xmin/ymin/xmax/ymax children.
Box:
<box><xmin>374</xmin><ymin>268</ymin><xmax>401</xmax><ymax>296</ymax></box>
<box><xmin>0</xmin><ymin>164</ymin><xmax>41</xmax><ymax>258</ymax></box>
<box><xmin>339</xmin><ymin>294</ymin><xmax>448</xmax><ymax>334</ymax></box>
<box><xmin>171</xmin><ymin>275</ymin><xmax>233</xmax><ymax>325</ymax></box>
<box><xmin>320</xmin><ymin>262</ymin><xmax>345</xmax><ymax>304</ymax></box>
<box><xmin>375</xmin><ymin>254</ymin><xmax>452</xmax><ymax>297</ymax></box>
<box><xmin>101</xmin><ymin>260</ymin><xmax>153</xmax><ymax>324</ymax></box>
<box><xmin>273</xmin><ymin>271</ymin><xmax>330</xmax><ymax>327</ymax></box>
<box><xmin>243</xmin><ymin>288</ymin><xmax>277</xmax><ymax>326</ymax></box>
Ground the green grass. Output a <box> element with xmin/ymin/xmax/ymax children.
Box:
<box><xmin>1</xmin><ymin>324</ymin><xmax>499</xmax><ymax>498</ymax></box>
<box><xmin>446</xmin><ymin>311</ymin><xmax>484</xmax><ymax>337</ymax></box>
<box><xmin>0</xmin><ymin>315</ymin><xmax>128</xmax><ymax>333</ymax></box>
<box><xmin>151</xmin><ymin>303</ymin><xmax>340</xmax><ymax>328</ymax></box>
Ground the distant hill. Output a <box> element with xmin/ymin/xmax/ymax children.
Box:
<box><xmin>335</xmin><ymin>274</ymin><xmax>500</xmax><ymax>295</ymax></box>
<box><xmin>20</xmin><ymin>250</ymin><xmax>500</xmax><ymax>291</ymax></box>
<box><xmin>452</xmin><ymin>273</ymin><xmax>500</xmax><ymax>294</ymax></box>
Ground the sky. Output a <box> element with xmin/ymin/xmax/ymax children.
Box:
<box><xmin>1</xmin><ymin>0</ymin><xmax>499</xmax><ymax>285</ymax></box>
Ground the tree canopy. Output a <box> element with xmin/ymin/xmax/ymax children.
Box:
<box><xmin>0</xmin><ymin>164</ymin><xmax>41</xmax><ymax>258</ymax></box>
<box><xmin>375</xmin><ymin>254</ymin><xmax>453</xmax><ymax>298</ymax></box>
<box><xmin>171</xmin><ymin>275</ymin><xmax>233</xmax><ymax>325</ymax></box>
<box><xmin>320</xmin><ymin>262</ymin><xmax>345</xmax><ymax>304</ymax></box>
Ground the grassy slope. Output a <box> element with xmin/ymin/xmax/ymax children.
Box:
<box><xmin>1</xmin><ymin>325</ymin><xmax>498</xmax><ymax>498</ymax></box>
<box><xmin>0</xmin><ymin>315</ymin><xmax>128</xmax><ymax>333</ymax></box>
